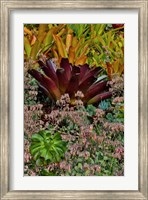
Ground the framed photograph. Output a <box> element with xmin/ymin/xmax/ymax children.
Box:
<box><xmin>0</xmin><ymin>0</ymin><xmax>147</xmax><ymax>199</ymax></box>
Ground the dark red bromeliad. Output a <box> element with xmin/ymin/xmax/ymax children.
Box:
<box><xmin>29</xmin><ymin>58</ymin><xmax>112</xmax><ymax>105</ymax></box>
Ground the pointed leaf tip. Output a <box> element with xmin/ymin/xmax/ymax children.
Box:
<box><xmin>87</xmin><ymin>92</ymin><xmax>112</xmax><ymax>104</ymax></box>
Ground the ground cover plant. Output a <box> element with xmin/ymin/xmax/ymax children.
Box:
<box><xmin>24</xmin><ymin>24</ymin><xmax>124</xmax><ymax>176</ymax></box>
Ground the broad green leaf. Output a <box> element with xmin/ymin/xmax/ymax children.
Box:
<box><xmin>30</xmin><ymin>146</ymin><xmax>43</xmax><ymax>155</ymax></box>
<box><xmin>32</xmin><ymin>133</ymin><xmax>44</xmax><ymax>142</ymax></box>
<box><xmin>43</xmin><ymin>29</ymin><xmax>54</xmax><ymax>51</ymax></box>
<box><xmin>45</xmin><ymin>151</ymin><xmax>53</xmax><ymax>161</ymax></box>
<box><xmin>40</xmin><ymin>149</ymin><xmax>48</xmax><ymax>158</ymax></box>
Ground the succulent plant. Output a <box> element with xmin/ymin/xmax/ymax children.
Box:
<box><xmin>99</xmin><ymin>99</ymin><xmax>111</xmax><ymax>110</ymax></box>
<box><xmin>30</xmin><ymin>130</ymin><xmax>67</xmax><ymax>166</ymax></box>
<box><xmin>29</xmin><ymin>58</ymin><xmax>112</xmax><ymax>105</ymax></box>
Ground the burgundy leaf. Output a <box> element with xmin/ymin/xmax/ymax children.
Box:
<box><xmin>29</xmin><ymin>70</ymin><xmax>47</xmax><ymax>91</ymax></box>
<box><xmin>71</xmin><ymin>66</ymin><xmax>80</xmax><ymax>76</ymax></box>
<box><xmin>60</xmin><ymin>58</ymin><xmax>72</xmax><ymax>81</ymax></box>
<box><xmin>29</xmin><ymin>69</ymin><xmax>43</xmax><ymax>83</ymax></box>
<box><xmin>84</xmin><ymin>81</ymin><xmax>108</xmax><ymax>102</ymax></box>
<box><xmin>45</xmin><ymin>60</ymin><xmax>59</xmax><ymax>86</ymax></box>
<box><xmin>66</xmin><ymin>74</ymin><xmax>80</xmax><ymax>97</ymax></box>
<box><xmin>29</xmin><ymin>69</ymin><xmax>61</xmax><ymax>101</ymax></box>
<box><xmin>78</xmin><ymin>76</ymin><xmax>97</xmax><ymax>93</ymax></box>
<box><xmin>42</xmin><ymin>76</ymin><xmax>61</xmax><ymax>101</ymax></box>
<box><xmin>39</xmin><ymin>85</ymin><xmax>53</xmax><ymax>100</ymax></box>
<box><xmin>87</xmin><ymin>92</ymin><xmax>112</xmax><ymax>104</ymax></box>
<box><xmin>56</xmin><ymin>68</ymin><xmax>69</xmax><ymax>94</ymax></box>
<box><xmin>79</xmin><ymin>64</ymin><xmax>90</xmax><ymax>81</ymax></box>
<box><xmin>79</xmin><ymin>67</ymin><xmax>102</xmax><ymax>85</ymax></box>
<box><xmin>38</xmin><ymin>60</ymin><xmax>51</xmax><ymax>77</ymax></box>
<box><xmin>46</xmin><ymin>59</ymin><xmax>56</xmax><ymax>71</ymax></box>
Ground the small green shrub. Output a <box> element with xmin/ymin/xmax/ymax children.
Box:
<box><xmin>105</xmin><ymin>101</ymin><xmax>124</xmax><ymax>123</ymax></box>
<box><xmin>86</xmin><ymin>104</ymin><xmax>96</xmax><ymax>116</ymax></box>
<box><xmin>30</xmin><ymin>130</ymin><xmax>67</xmax><ymax>166</ymax></box>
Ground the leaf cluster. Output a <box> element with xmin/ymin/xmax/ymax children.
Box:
<box><xmin>30</xmin><ymin>130</ymin><xmax>67</xmax><ymax>166</ymax></box>
<box><xmin>24</xmin><ymin>24</ymin><xmax>124</xmax><ymax>78</ymax></box>
<box><xmin>29</xmin><ymin>58</ymin><xmax>112</xmax><ymax>104</ymax></box>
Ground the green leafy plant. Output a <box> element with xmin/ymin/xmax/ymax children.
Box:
<box><xmin>86</xmin><ymin>104</ymin><xmax>96</xmax><ymax>116</ymax></box>
<box><xmin>67</xmin><ymin>24</ymin><xmax>90</xmax><ymax>39</ymax></box>
<box><xmin>106</xmin><ymin>102</ymin><xmax>124</xmax><ymax>123</ymax></box>
<box><xmin>52</xmin><ymin>30</ymin><xmax>90</xmax><ymax>66</ymax></box>
<box><xmin>99</xmin><ymin>99</ymin><xmax>111</xmax><ymax>110</ymax></box>
<box><xmin>87</xmin><ymin>25</ymin><xmax>124</xmax><ymax>78</ymax></box>
<box><xmin>106</xmin><ymin>113</ymin><xmax>114</xmax><ymax>122</ymax></box>
<box><xmin>51</xmin><ymin>24</ymin><xmax>107</xmax><ymax>67</ymax></box>
<box><xmin>29</xmin><ymin>58</ymin><xmax>112</xmax><ymax>105</ymax></box>
<box><xmin>30</xmin><ymin>130</ymin><xmax>67</xmax><ymax>166</ymax></box>
<box><xmin>112</xmin><ymin>101</ymin><xmax>124</xmax><ymax>123</ymax></box>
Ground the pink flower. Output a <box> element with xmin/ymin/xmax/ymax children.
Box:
<box><xmin>30</xmin><ymin>171</ymin><xmax>36</xmax><ymax>176</ymax></box>
<box><xmin>112</xmin><ymin>97</ymin><xmax>124</xmax><ymax>104</ymax></box>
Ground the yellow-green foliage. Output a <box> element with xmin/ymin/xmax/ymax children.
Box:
<box><xmin>24</xmin><ymin>24</ymin><xmax>124</xmax><ymax>77</ymax></box>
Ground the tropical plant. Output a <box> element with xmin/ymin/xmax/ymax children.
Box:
<box><xmin>30</xmin><ymin>130</ymin><xmax>67</xmax><ymax>166</ymax></box>
<box><xmin>24</xmin><ymin>24</ymin><xmax>91</xmax><ymax>68</ymax></box>
<box><xmin>51</xmin><ymin>32</ymin><xmax>90</xmax><ymax>67</ymax></box>
<box><xmin>24</xmin><ymin>24</ymin><xmax>124</xmax><ymax>79</ymax></box>
<box><xmin>46</xmin><ymin>24</ymin><xmax>91</xmax><ymax>67</ymax></box>
<box><xmin>24</xmin><ymin>24</ymin><xmax>65</xmax><ymax>66</ymax></box>
<box><xmin>89</xmin><ymin>27</ymin><xmax>124</xmax><ymax>69</ymax></box>
<box><xmin>29</xmin><ymin>58</ymin><xmax>112</xmax><ymax>105</ymax></box>
<box><xmin>67</xmin><ymin>24</ymin><xmax>90</xmax><ymax>39</ymax></box>
<box><xmin>51</xmin><ymin>24</ymin><xmax>124</xmax><ymax>69</ymax></box>
<box><xmin>50</xmin><ymin>24</ymin><xmax>109</xmax><ymax>67</ymax></box>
